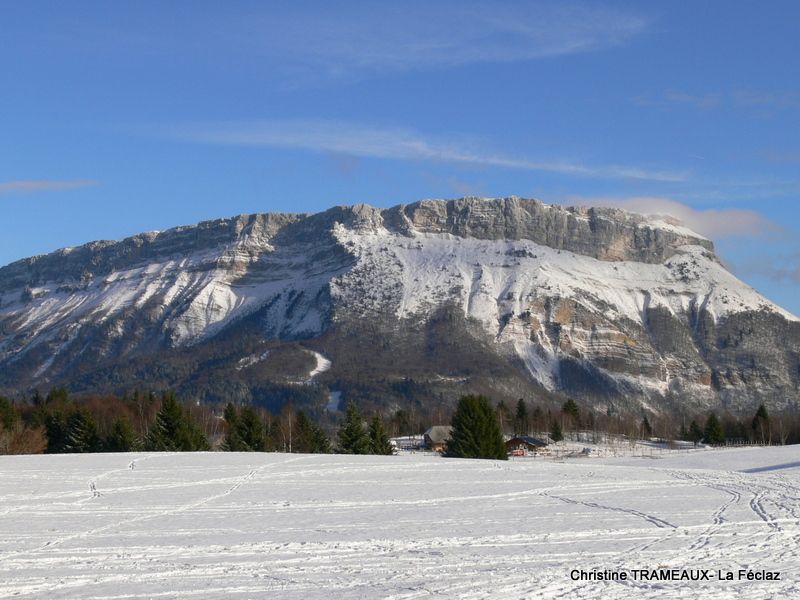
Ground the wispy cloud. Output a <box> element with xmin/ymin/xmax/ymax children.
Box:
<box><xmin>739</xmin><ymin>252</ymin><xmax>800</xmax><ymax>284</ymax></box>
<box><xmin>734</xmin><ymin>90</ymin><xmax>800</xmax><ymax>109</ymax></box>
<box><xmin>0</xmin><ymin>179</ymin><xmax>97</xmax><ymax>194</ymax></box>
<box><xmin>169</xmin><ymin>119</ymin><xmax>685</xmax><ymax>182</ymax></box>
<box><xmin>240</xmin><ymin>2</ymin><xmax>649</xmax><ymax>78</ymax></box>
<box><xmin>634</xmin><ymin>89</ymin><xmax>800</xmax><ymax>112</ymax></box>
<box><xmin>632</xmin><ymin>90</ymin><xmax>722</xmax><ymax>109</ymax></box>
<box><xmin>762</xmin><ymin>151</ymin><xmax>800</xmax><ymax>164</ymax></box>
<box><xmin>568</xmin><ymin>196</ymin><xmax>781</xmax><ymax>240</ymax></box>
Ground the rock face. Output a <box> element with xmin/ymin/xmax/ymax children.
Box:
<box><xmin>0</xmin><ymin>197</ymin><xmax>797</xmax><ymax>415</ymax></box>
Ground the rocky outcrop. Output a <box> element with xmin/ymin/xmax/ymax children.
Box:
<box><xmin>0</xmin><ymin>197</ymin><xmax>795</xmax><ymax>415</ymax></box>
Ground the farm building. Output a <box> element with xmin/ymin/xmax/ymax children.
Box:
<box><xmin>423</xmin><ymin>426</ymin><xmax>453</xmax><ymax>453</ymax></box>
<box><xmin>505</xmin><ymin>436</ymin><xmax>549</xmax><ymax>456</ymax></box>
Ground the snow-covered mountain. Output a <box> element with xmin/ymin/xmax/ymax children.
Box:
<box><xmin>1</xmin><ymin>197</ymin><xmax>797</xmax><ymax>414</ymax></box>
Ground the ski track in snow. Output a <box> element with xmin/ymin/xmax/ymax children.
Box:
<box><xmin>1</xmin><ymin>448</ymin><xmax>799</xmax><ymax>599</ymax></box>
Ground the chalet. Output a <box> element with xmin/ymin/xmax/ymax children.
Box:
<box><xmin>505</xmin><ymin>435</ymin><xmax>549</xmax><ymax>456</ymax></box>
<box><xmin>424</xmin><ymin>426</ymin><xmax>453</xmax><ymax>453</ymax></box>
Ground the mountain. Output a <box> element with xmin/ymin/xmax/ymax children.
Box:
<box><xmin>1</xmin><ymin>197</ymin><xmax>797</xmax><ymax>416</ymax></box>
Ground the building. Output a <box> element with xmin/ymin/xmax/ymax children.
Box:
<box><xmin>423</xmin><ymin>426</ymin><xmax>453</xmax><ymax>453</ymax></box>
<box><xmin>505</xmin><ymin>435</ymin><xmax>549</xmax><ymax>456</ymax></box>
<box><xmin>390</xmin><ymin>435</ymin><xmax>425</xmax><ymax>452</ymax></box>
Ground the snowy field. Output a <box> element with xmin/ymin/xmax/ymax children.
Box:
<box><xmin>1</xmin><ymin>447</ymin><xmax>799</xmax><ymax>599</ymax></box>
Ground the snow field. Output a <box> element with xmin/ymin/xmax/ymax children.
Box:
<box><xmin>0</xmin><ymin>448</ymin><xmax>799</xmax><ymax>599</ymax></box>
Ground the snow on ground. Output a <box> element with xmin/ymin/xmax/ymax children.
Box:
<box><xmin>306</xmin><ymin>350</ymin><xmax>331</xmax><ymax>380</ymax></box>
<box><xmin>1</xmin><ymin>448</ymin><xmax>799</xmax><ymax>599</ymax></box>
<box><xmin>325</xmin><ymin>390</ymin><xmax>342</xmax><ymax>412</ymax></box>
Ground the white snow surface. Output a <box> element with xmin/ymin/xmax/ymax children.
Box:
<box><xmin>1</xmin><ymin>448</ymin><xmax>799</xmax><ymax>599</ymax></box>
<box><xmin>306</xmin><ymin>350</ymin><xmax>331</xmax><ymax>380</ymax></box>
<box><xmin>3</xmin><ymin>217</ymin><xmax>797</xmax><ymax>389</ymax></box>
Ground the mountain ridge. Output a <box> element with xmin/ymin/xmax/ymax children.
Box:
<box><xmin>1</xmin><ymin>196</ymin><xmax>797</xmax><ymax>415</ymax></box>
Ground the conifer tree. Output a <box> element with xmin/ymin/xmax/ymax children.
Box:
<box><xmin>446</xmin><ymin>395</ymin><xmax>507</xmax><ymax>460</ymax></box>
<box><xmin>641</xmin><ymin>415</ymin><xmax>653</xmax><ymax>438</ymax></box>
<box><xmin>237</xmin><ymin>405</ymin><xmax>265</xmax><ymax>451</ymax></box>
<box><xmin>550</xmin><ymin>418</ymin><xmax>564</xmax><ymax>443</ymax></box>
<box><xmin>687</xmin><ymin>420</ymin><xmax>703</xmax><ymax>445</ymax></box>
<box><xmin>223</xmin><ymin>402</ymin><xmax>243</xmax><ymax>451</ymax></box>
<box><xmin>145</xmin><ymin>392</ymin><xmax>209</xmax><ymax>451</ymax></box>
<box><xmin>64</xmin><ymin>411</ymin><xmax>100</xmax><ymax>453</ymax></box>
<box><xmin>44</xmin><ymin>412</ymin><xmax>69</xmax><ymax>453</ymax></box>
<box><xmin>562</xmin><ymin>398</ymin><xmax>580</xmax><ymax>429</ymax></box>
<box><xmin>309</xmin><ymin>421</ymin><xmax>332</xmax><ymax>454</ymax></box>
<box><xmin>106</xmin><ymin>417</ymin><xmax>137</xmax><ymax>452</ymax></box>
<box><xmin>368</xmin><ymin>414</ymin><xmax>394</xmax><ymax>455</ymax></box>
<box><xmin>703</xmin><ymin>413</ymin><xmax>726</xmax><ymax>446</ymax></box>
<box><xmin>337</xmin><ymin>401</ymin><xmax>370</xmax><ymax>454</ymax></box>
<box><xmin>295</xmin><ymin>410</ymin><xmax>332</xmax><ymax>454</ymax></box>
<box><xmin>0</xmin><ymin>396</ymin><xmax>17</xmax><ymax>431</ymax></box>
<box><xmin>514</xmin><ymin>398</ymin><xmax>529</xmax><ymax>436</ymax></box>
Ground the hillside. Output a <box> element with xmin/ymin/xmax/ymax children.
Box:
<box><xmin>1</xmin><ymin>197</ymin><xmax>797</xmax><ymax>414</ymax></box>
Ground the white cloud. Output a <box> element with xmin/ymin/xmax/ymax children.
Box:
<box><xmin>0</xmin><ymin>179</ymin><xmax>97</xmax><ymax>194</ymax></box>
<box><xmin>171</xmin><ymin>119</ymin><xmax>685</xmax><ymax>182</ymax></box>
<box><xmin>242</xmin><ymin>2</ymin><xmax>649</xmax><ymax>76</ymax></box>
<box><xmin>568</xmin><ymin>196</ymin><xmax>781</xmax><ymax>240</ymax></box>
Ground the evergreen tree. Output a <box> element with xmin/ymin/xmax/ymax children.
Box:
<box><xmin>562</xmin><ymin>398</ymin><xmax>580</xmax><ymax>429</ymax></box>
<box><xmin>703</xmin><ymin>413</ymin><xmax>726</xmax><ymax>445</ymax></box>
<box><xmin>64</xmin><ymin>411</ymin><xmax>100</xmax><ymax>453</ymax></box>
<box><xmin>337</xmin><ymin>401</ymin><xmax>370</xmax><ymax>454</ymax></box>
<box><xmin>145</xmin><ymin>392</ymin><xmax>209</xmax><ymax>451</ymax></box>
<box><xmin>514</xmin><ymin>398</ymin><xmax>529</xmax><ymax>436</ymax></box>
<box><xmin>446</xmin><ymin>395</ymin><xmax>507</xmax><ymax>460</ymax></box>
<box><xmin>44</xmin><ymin>412</ymin><xmax>69</xmax><ymax>453</ymax></box>
<box><xmin>293</xmin><ymin>411</ymin><xmax>331</xmax><ymax>454</ymax></box>
<box><xmin>368</xmin><ymin>414</ymin><xmax>394</xmax><ymax>455</ymax></box>
<box><xmin>106</xmin><ymin>417</ymin><xmax>137</xmax><ymax>452</ymax></box>
<box><xmin>0</xmin><ymin>396</ymin><xmax>17</xmax><ymax>431</ymax></box>
<box><xmin>550</xmin><ymin>418</ymin><xmax>564</xmax><ymax>443</ymax></box>
<box><xmin>641</xmin><ymin>415</ymin><xmax>653</xmax><ymax>438</ymax></box>
<box><xmin>752</xmin><ymin>404</ymin><xmax>770</xmax><ymax>444</ymax></box>
<box><xmin>223</xmin><ymin>402</ymin><xmax>243</xmax><ymax>451</ymax></box>
<box><xmin>237</xmin><ymin>406</ymin><xmax>266</xmax><ymax>451</ymax></box>
<box><xmin>687</xmin><ymin>420</ymin><xmax>704</xmax><ymax>445</ymax></box>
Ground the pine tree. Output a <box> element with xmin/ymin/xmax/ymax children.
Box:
<box><xmin>337</xmin><ymin>401</ymin><xmax>370</xmax><ymax>454</ymax></box>
<box><xmin>44</xmin><ymin>412</ymin><xmax>69</xmax><ymax>453</ymax></box>
<box><xmin>703</xmin><ymin>413</ymin><xmax>726</xmax><ymax>446</ymax></box>
<box><xmin>309</xmin><ymin>422</ymin><xmax>331</xmax><ymax>454</ymax></box>
<box><xmin>368</xmin><ymin>414</ymin><xmax>394</xmax><ymax>455</ymax></box>
<box><xmin>223</xmin><ymin>402</ymin><xmax>243</xmax><ymax>451</ymax></box>
<box><xmin>446</xmin><ymin>395</ymin><xmax>507</xmax><ymax>460</ymax></box>
<box><xmin>641</xmin><ymin>415</ymin><xmax>653</xmax><ymax>438</ymax></box>
<box><xmin>562</xmin><ymin>398</ymin><xmax>580</xmax><ymax>429</ymax></box>
<box><xmin>0</xmin><ymin>396</ymin><xmax>17</xmax><ymax>431</ymax></box>
<box><xmin>514</xmin><ymin>398</ymin><xmax>529</xmax><ymax>436</ymax></box>
<box><xmin>550</xmin><ymin>418</ymin><xmax>564</xmax><ymax>443</ymax></box>
<box><xmin>237</xmin><ymin>406</ymin><xmax>265</xmax><ymax>451</ymax></box>
<box><xmin>688</xmin><ymin>420</ymin><xmax>703</xmax><ymax>445</ymax></box>
<box><xmin>145</xmin><ymin>392</ymin><xmax>209</xmax><ymax>451</ymax></box>
<box><xmin>293</xmin><ymin>411</ymin><xmax>332</xmax><ymax>454</ymax></box>
<box><xmin>106</xmin><ymin>417</ymin><xmax>137</xmax><ymax>452</ymax></box>
<box><xmin>64</xmin><ymin>411</ymin><xmax>100</xmax><ymax>453</ymax></box>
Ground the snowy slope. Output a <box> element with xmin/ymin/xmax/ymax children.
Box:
<box><xmin>1</xmin><ymin>449</ymin><xmax>799</xmax><ymax>599</ymax></box>
<box><xmin>1</xmin><ymin>197</ymin><xmax>797</xmax><ymax>410</ymax></box>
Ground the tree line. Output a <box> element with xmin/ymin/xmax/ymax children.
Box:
<box><xmin>0</xmin><ymin>389</ymin><xmax>395</xmax><ymax>456</ymax></box>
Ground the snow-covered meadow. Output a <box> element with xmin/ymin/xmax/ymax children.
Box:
<box><xmin>1</xmin><ymin>447</ymin><xmax>799</xmax><ymax>599</ymax></box>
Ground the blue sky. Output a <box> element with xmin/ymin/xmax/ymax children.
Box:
<box><xmin>2</xmin><ymin>1</ymin><xmax>799</xmax><ymax>312</ymax></box>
